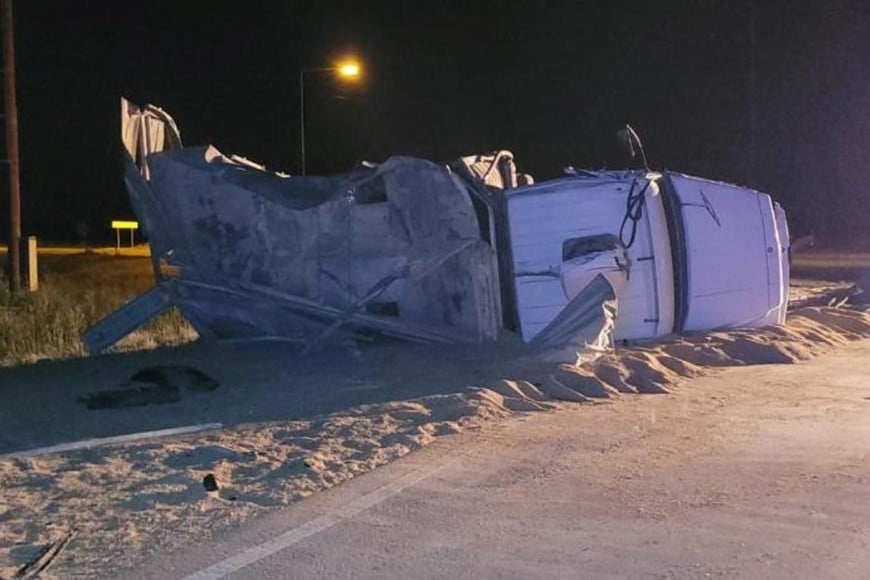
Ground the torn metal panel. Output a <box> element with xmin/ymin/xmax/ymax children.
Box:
<box><xmin>529</xmin><ymin>274</ymin><xmax>618</xmax><ymax>351</ymax></box>
<box><xmin>82</xmin><ymin>285</ymin><xmax>172</xmax><ymax>353</ymax></box>
<box><xmin>86</xmin><ymin>100</ymin><xmax>501</xmax><ymax>353</ymax></box>
<box><xmin>121</xmin><ymin>100</ymin><xmax>182</xmax><ymax>180</ymax></box>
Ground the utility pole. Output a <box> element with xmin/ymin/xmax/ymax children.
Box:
<box><xmin>747</xmin><ymin>3</ymin><xmax>757</xmax><ymax>184</ymax></box>
<box><xmin>299</xmin><ymin>69</ymin><xmax>306</xmax><ymax>175</ymax></box>
<box><xmin>2</xmin><ymin>0</ymin><xmax>20</xmax><ymax>294</ymax></box>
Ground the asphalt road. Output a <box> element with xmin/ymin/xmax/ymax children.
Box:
<box><xmin>131</xmin><ymin>340</ymin><xmax>870</xmax><ymax>579</ymax></box>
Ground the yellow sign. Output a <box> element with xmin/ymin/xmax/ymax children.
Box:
<box><xmin>112</xmin><ymin>220</ymin><xmax>140</xmax><ymax>251</ymax></box>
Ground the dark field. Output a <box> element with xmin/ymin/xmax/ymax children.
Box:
<box><xmin>0</xmin><ymin>252</ymin><xmax>194</xmax><ymax>365</ymax></box>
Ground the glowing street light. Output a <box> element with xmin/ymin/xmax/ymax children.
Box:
<box><xmin>338</xmin><ymin>61</ymin><xmax>360</xmax><ymax>78</ymax></box>
<box><xmin>299</xmin><ymin>59</ymin><xmax>362</xmax><ymax>175</ymax></box>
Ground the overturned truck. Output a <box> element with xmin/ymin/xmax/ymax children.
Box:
<box><xmin>84</xmin><ymin>100</ymin><xmax>790</xmax><ymax>355</ymax></box>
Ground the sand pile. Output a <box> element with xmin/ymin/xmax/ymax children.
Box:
<box><xmin>788</xmin><ymin>278</ymin><xmax>858</xmax><ymax>308</ymax></box>
<box><xmin>524</xmin><ymin>306</ymin><xmax>870</xmax><ymax>402</ymax></box>
<box><xmin>1</xmin><ymin>305</ymin><xmax>869</xmax><ymax>578</ymax></box>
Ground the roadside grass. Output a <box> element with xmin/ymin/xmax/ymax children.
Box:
<box><xmin>790</xmin><ymin>250</ymin><xmax>870</xmax><ymax>283</ymax></box>
<box><xmin>0</xmin><ymin>253</ymin><xmax>197</xmax><ymax>366</ymax></box>
<box><xmin>791</xmin><ymin>251</ymin><xmax>870</xmax><ymax>270</ymax></box>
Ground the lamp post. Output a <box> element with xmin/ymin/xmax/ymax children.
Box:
<box><xmin>299</xmin><ymin>60</ymin><xmax>360</xmax><ymax>175</ymax></box>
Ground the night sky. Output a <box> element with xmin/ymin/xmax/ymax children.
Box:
<box><xmin>3</xmin><ymin>1</ymin><xmax>869</xmax><ymax>243</ymax></box>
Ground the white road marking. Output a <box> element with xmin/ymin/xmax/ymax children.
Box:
<box><xmin>182</xmin><ymin>455</ymin><xmax>459</xmax><ymax>580</ymax></box>
<box><xmin>2</xmin><ymin>423</ymin><xmax>223</xmax><ymax>459</ymax></box>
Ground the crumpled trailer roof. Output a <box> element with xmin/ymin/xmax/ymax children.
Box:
<box><xmin>83</xmin><ymin>99</ymin><xmax>790</xmax><ymax>357</ymax></box>
<box><xmin>86</xmin><ymin>99</ymin><xmax>502</xmax><ymax>353</ymax></box>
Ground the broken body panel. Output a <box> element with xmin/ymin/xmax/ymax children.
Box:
<box><xmin>83</xmin><ymin>100</ymin><xmax>789</xmax><ymax>355</ymax></box>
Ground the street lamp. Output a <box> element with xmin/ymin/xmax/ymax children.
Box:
<box><xmin>299</xmin><ymin>59</ymin><xmax>361</xmax><ymax>175</ymax></box>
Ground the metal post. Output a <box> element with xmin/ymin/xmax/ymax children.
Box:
<box><xmin>299</xmin><ymin>69</ymin><xmax>306</xmax><ymax>175</ymax></box>
<box><xmin>299</xmin><ymin>66</ymin><xmax>345</xmax><ymax>175</ymax></box>
<box><xmin>25</xmin><ymin>234</ymin><xmax>36</xmax><ymax>292</ymax></box>
<box><xmin>2</xmin><ymin>0</ymin><xmax>20</xmax><ymax>294</ymax></box>
<box><xmin>747</xmin><ymin>4</ymin><xmax>757</xmax><ymax>182</ymax></box>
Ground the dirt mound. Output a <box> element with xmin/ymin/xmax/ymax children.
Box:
<box><xmin>521</xmin><ymin>306</ymin><xmax>870</xmax><ymax>402</ymax></box>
